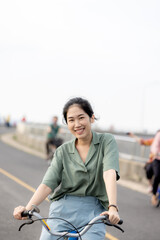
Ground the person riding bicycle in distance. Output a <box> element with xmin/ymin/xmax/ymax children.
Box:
<box><xmin>45</xmin><ymin>116</ymin><xmax>61</xmax><ymax>160</ymax></box>
<box><xmin>13</xmin><ymin>97</ymin><xmax>121</xmax><ymax>240</ymax></box>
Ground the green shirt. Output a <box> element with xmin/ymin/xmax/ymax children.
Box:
<box><xmin>47</xmin><ymin>124</ymin><xmax>60</xmax><ymax>139</ymax></box>
<box><xmin>42</xmin><ymin>131</ymin><xmax>120</xmax><ymax>210</ymax></box>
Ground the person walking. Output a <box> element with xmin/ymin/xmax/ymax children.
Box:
<box><xmin>128</xmin><ymin>131</ymin><xmax>160</xmax><ymax>206</ymax></box>
<box><xmin>13</xmin><ymin>97</ymin><xmax>121</xmax><ymax>239</ymax></box>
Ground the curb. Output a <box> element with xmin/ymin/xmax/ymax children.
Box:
<box><xmin>0</xmin><ymin>132</ymin><xmax>45</xmax><ymax>159</ymax></box>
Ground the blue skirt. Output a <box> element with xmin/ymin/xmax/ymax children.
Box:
<box><xmin>39</xmin><ymin>195</ymin><xmax>106</xmax><ymax>240</ymax></box>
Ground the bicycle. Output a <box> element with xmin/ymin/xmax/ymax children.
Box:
<box><xmin>47</xmin><ymin>137</ymin><xmax>63</xmax><ymax>163</ymax></box>
<box><xmin>19</xmin><ymin>205</ymin><xmax>124</xmax><ymax>240</ymax></box>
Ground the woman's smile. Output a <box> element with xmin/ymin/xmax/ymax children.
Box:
<box><xmin>75</xmin><ymin>127</ymin><xmax>85</xmax><ymax>135</ymax></box>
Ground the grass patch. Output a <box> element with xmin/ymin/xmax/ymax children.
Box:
<box><xmin>12</xmin><ymin>135</ymin><xmax>17</xmax><ymax>141</ymax></box>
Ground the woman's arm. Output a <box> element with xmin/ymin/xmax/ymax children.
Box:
<box><xmin>13</xmin><ymin>184</ymin><xmax>52</xmax><ymax>220</ymax></box>
<box><xmin>100</xmin><ymin>169</ymin><xmax>120</xmax><ymax>225</ymax></box>
<box><xmin>103</xmin><ymin>169</ymin><xmax>117</xmax><ymax>206</ymax></box>
<box><xmin>26</xmin><ymin>184</ymin><xmax>52</xmax><ymax>210</ymax></box>
<box><xmin>128</xmin><ymin>132</ymin><xmax>153</xmax><ymax>146</ymax></box>
<box><xmin>128</xmin><ymin>132</ymin><xmax>142</xmax><ymax>144</ymax></box>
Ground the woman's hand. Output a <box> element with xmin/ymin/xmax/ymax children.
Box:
<box><xmin>100</xmin><ymin>208</ymin><xmax>120</xmax><ymax>225</ymax></box>
<box><xmin>13</xmin><ymin>206</ymin><xmax>27</xmax><ymax>220</ymax></box>
<box><xmin>13</xmin><ymin>184</ymin><xmax>52</xmax><ymax>221</ymax></box>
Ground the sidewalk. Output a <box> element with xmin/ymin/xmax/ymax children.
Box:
<box><xmin>0</xmin><ymin>132</ymin><xmax>45</xmax><ymax>159</ymax></box>
<box><xmin>0</xmin><ymin>132</ymin><xmax>149</xmax><ymax>195</ymax></box>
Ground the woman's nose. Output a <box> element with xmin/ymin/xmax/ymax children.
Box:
<box><xmin>75</xmin><ymin>119</ymin><xmax>81</xmax><ymax>127</ymax></box>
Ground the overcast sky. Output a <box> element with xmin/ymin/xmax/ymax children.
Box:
<box><xmin>0</xmin><ymin>0</ymin><xmax>160</xmax><ymax>133</ymax></box>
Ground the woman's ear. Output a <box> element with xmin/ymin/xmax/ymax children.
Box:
<box><xmin>91</xmin><ymin>114</ymin><xmax>95</xmax><ymax>123</ymax></box>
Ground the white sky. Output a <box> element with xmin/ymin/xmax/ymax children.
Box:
<box><xmin>0</xmin><ymin>0</ymin><xmax>160</xmax><ymax>133</ymax></box>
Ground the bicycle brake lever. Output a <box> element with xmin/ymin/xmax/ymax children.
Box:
<box><xmin>31</xmin><ymin>205</ymin><xmax>40</xmax><ymax>213</ymax></box>
<box><xmin>113</xmin><ymin>224</ymin><xmax>124</xmax><ymax>233</ymax></box>
<box><xmin>18</xmin><ymin>219</ymin><xmax>34</xmax><ymax>231</ymax></box>
<box><xmin>102</xmin><ymin>218</ymin><xmax>124</xmax><ymax>233</ymax></box>
<box><xmin>103</xmin><ymin>218</ymin><xmax>112</xmax><ymax>226</ymax></box>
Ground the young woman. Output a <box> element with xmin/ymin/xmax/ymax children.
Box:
<box><xmin>13</xmin><ymin>97</ymin><xmax>120</xmax><ymax>239</ymax></box>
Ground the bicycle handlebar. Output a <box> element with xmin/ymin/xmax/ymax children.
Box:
<box><xmin>20</xmin><ymin>205</ymin><xmax>124</xmax><ymax>237</ymax></box>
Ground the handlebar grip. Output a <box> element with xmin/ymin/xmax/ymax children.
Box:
<box><xmin>21</xmin><ymin>211</ymin><xmax>29</xmax><ymax>218</ymax></box>
<box><xmin>118</xmin><ymin>219</ymin><xmax>123</xmax><ymax>225</ymax></box>
<box><xmin>103</xmin><ymin>215</ymin><xmax>123</xmax><ymax>225</ymax></box>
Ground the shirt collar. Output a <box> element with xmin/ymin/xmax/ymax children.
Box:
<box><xmin>68</xmin><ymin>131</ymin><xmax>100</xmax><ymax>153</ymax></box>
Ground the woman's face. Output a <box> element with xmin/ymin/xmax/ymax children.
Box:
<box><xmin>66</xmin><ymin>104</ymin><xmax>94</xmax><ymax>140</ymax></box>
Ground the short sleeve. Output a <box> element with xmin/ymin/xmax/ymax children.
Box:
<box><xmin>103</xmin><ymin>135</ymin><xmax>120</xmax><ymax>180</ymax></box>
<box><xmin>150</xmin><ymin>132</ymin><xmax>160</xmax><ymax>155</ymax></box>
<box><xmin>42</xmin><ymin>148</ymin><xmax>63</xmax><ymax>191</ymax></box>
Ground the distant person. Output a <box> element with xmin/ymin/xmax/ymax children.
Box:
<box><xmin>128</xmin><ymin>131</ymin><xmax>160</xmax><ymax>206</ymax></box>
<box><xmin>21</xmin><ymin>116</ymin><xmax>26</xmax><ymax>122</ymax></box>
<box><xmin>5</xmin><ymin>115</ymin><xmax>10</xmax><ymax>127</ymax></box>
<box><xmin>45</xmin><ymin>116</ymin><xmax>62</xmax><ymax>160</ymax></box>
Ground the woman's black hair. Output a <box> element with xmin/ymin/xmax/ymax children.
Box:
<box><xmin>63</xmin><ymin>97</ymin><xmax>95</xmax><ymax>123</ymax></box>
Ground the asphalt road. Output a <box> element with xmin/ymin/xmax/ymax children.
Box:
<box><xmin>0</xmin><ymin>127</ymin><xmax>160</xmax><ymax>240</ymax></box>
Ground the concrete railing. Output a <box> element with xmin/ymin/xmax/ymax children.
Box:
<box><xmin>114</xmin><ymin>135</ymin><xmax>150</xmax><ymax>163</ymax></box>
<box><xmin>15</xmin><ymin>122</ymin><xmax>150</xmax><ymax>185</ymax></box>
